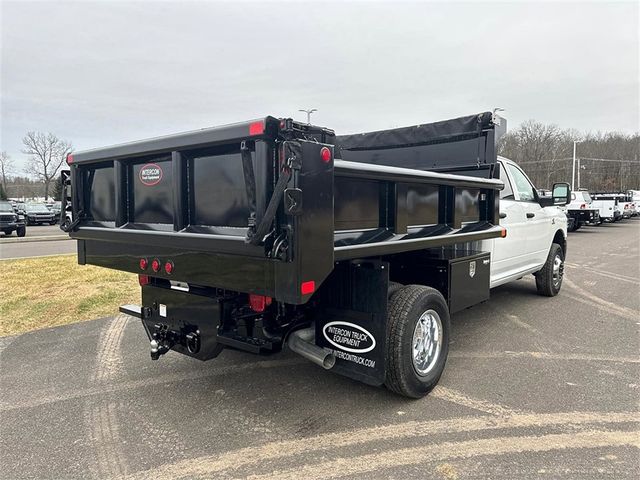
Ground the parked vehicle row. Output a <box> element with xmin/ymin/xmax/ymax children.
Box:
<box><xmin>3</xmin><ymin>200</ymin><xmax>64</xmax><ymax>230</ymax></box>
<box><xmin>558</xmin><ymin>190</ymin><xmax>638</xmax><ymax>233</ymax></box>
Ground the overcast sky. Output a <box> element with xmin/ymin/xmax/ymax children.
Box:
<box><xmin>1</xmin><ymin>0</ymin><xmax>638</xmax><ymax>170</ymax></box>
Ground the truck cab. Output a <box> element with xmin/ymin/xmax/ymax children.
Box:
<box><xmin>482</xmin><ymin>157</ymin><xmax>568</xmax><ymax>289</ymax></box>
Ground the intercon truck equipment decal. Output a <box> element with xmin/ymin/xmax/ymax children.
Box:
<box><xmin>139</xmin><ymin>163</ymin><xmax>163</xmax><ymax>186</ymax></box>
<box><xmin>322</xmin><ymin>321</ymin><xmax>376</xmax><ymax>354</ymax></box>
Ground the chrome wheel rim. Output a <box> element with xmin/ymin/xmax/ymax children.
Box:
<box><xmin>552</xmin><ymin>254</ymin><xmax>564</xmax><ymax>288</ymax></box>
<box><xmin>412</xmin><ymin>309</ymin><xmax>443</xmax><ymax>376</ymax></box>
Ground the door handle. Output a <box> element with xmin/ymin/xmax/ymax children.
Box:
<box><xmin>526</xmin><ymin>212</ymin><xmax>535</xmax><ymax>219</ymax></box>
<box><xmin>499</xmin><ymin>213</ymin><xmax>507</xmax><ymax>219</ymax></box>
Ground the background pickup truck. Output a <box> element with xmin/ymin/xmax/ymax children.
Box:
<box><xmin>63</xmin><ymin>112</ymin><xmax>570</xmax><ymax>398</ymax></box>
<box><xmin>0</xmin><ymin>201</ymin><xmax>26</xmax><ymax>237</ymax></box>
<box><xmin>563</xmin><ymin>190</ymin><xmax>601</xmax><ymax>230</ymax></box>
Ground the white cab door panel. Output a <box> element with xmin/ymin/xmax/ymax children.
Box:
<box><xmin>486</xmin><ymin>160</ymin><xmax>548</xmax><ymax>287</ymax></box>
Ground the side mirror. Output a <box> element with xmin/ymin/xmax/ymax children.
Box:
<box><xmin>551</xmin><ymin>182</ymin><xmax>571</xmax><ymax>206</ymax></box>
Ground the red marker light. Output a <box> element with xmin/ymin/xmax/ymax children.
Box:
<box><xmin>139</xmin><ymin>258</ymin><xmax>148</xmax><ymax>270</ymax></box>
<box><xmin>301</xmin><ymin>281</ymin><xmax>316</xmax><ymax>295</ymax></box>
<box><xmin>249</xmin><ymin>121</ymin><xmax>264</xmax><ymax>136</ymax></box>
<box><xmin>164</xmin><ymin>261</ymin><xmax>174</xmax><ymax>275</ymax></box>
<box><xmin>151</xmin><ymin>258</ymin><xmax>161</xmax><ymax>273</ymax></box>
<box><xmin>66</xmin><ymin>154</ymin><xmax>74</xmax><ymax>165</ymax></box>
<box><xmin>320</xmin><ymin>147</ymin><xmax>331</xmax><ymax>163</ymax></box>
<box><xmin>138</xmin><ymin>274</ymin><xmax>151</xmax><ymax>286</ymax></box>
<box><xmin>249</xmin><ymin>294</ymin><xmax>272</xmax><ymax>313</ymax></box>
<box><xmin>501</xmin><ymin>228</ymin><xmax>507</xmax><ymax>238</ymax></box>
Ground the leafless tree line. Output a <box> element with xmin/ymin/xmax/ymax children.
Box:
<box><xmin>1</xmin><ymin>132</ymin><xmax>72</xmax><ymax>201</ymax></box>
<box><xmin>498</xmin><ymin>120</ymin><xmax>640</xmax><ymax>192</ymax></box>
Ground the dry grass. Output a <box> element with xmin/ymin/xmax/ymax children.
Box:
<box><xmin>0</xmin><ymin>254</ymin><xmax>139</xmax><ymax>336</ymax></box>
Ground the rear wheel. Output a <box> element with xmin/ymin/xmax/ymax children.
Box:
<box><xmin>385</xmin><ymin>285</ymin><xmax>450</xmax><ymax>398</ymax></box>
<box><xmin>535</xmin><ymin>243</ymin><xmax>564</xmax><ymax>297</ymax></box>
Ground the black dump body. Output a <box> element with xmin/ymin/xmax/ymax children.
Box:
<box><xmin>65</xmin><ymin>113</ymin><xmax>503</xmax><ymax>307</ymax></box>
<box><xmin>66</xmin><ymin>114</ymin><xmax>504</xmax><ymax>305</ymax></box>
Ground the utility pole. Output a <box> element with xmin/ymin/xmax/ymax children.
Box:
<box><xmin>577</xmin><ymin>158</ymin><xmax>580</xmax><ymax>190</ymax></box>
<box><xmin>298</xmin><ymin>108</ymin><xmax>317</xmax><ymax>125</ymax></box>
<box><xmin>571</xmin><ymin>140</ymin><xmax>580</xmax><ymax>191</ymax></box>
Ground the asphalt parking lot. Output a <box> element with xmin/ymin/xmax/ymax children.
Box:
<box><xmin>1</xmin><ymin>220</ymin><xmax>638</xmax><ymax>479</ymax></box>
<box><xmin>0</xmin><ymin>224</ymin><xmax>75</xmax><ymax>259</ymax></box>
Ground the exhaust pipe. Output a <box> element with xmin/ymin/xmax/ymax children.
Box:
<box><xmin>287</xmin><ymin>327</ymin><xmax>336</xmax><ymax>370</ymax></box>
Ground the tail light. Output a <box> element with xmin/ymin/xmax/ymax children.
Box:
<box><xmin>580</xmin><ymin>204</ymin><xmax>586</xmax><ymax>209</ymax></box>
<box><xmin>249</xmin><ymin>294</ymin><xmax>272</xmax><ymax>312</ymax></box>
<box><xmin>249</xmin><ymin>121</ymin><xmax>264</xmax><ymax>136</ymax></box>
<box><xmin>301</xmin><ymin>281</ymin><xmax>316</xmax><ymax>295</ymax></box>
<box><xmin>138</xmin><ymin>274</ymin><xmax>151</xmax><ymax>286</ymax></box>
<box><xmin>164</xmin><ymin>261</ymin><xmax>174</xmax><ymax>274</ymax></box>
<box><xmin>139</xmin><ymin>258</ymin><xmax>148</xmax><ymax>270</ymax></box>
<box><xmin>320</xmin><ymin>147</ymin><xmax>332</xmax><ymax>163</ymax></box>
<box><xmin>151</xmin><ymin>258</ymin><xmax>161</xmax><ymax>273</ymax></box>
<box><xmin>66</xmin><ymin>154</ymin><xmax>74</xmax><ymax>165</ymax></box>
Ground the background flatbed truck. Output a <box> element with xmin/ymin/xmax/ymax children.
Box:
<box><xmin>62</xmin><ymin>112</ymin><xmax>570</xmax><ymax>398</ymax></box>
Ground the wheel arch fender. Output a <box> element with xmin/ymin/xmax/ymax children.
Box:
<box><xmin>552</xmin><ymin>229</ymin><xmax>567</xmax><ymax>257</ymax></box>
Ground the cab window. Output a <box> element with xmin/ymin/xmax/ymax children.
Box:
<box><xmin>506</xmin><ymin>164</ymin><xmax>536</xmax><ymax>202</ymax></box>
<box><xmin>498</xmin><ymin>164</ymin><xmax>514</xmax><ymax>200</ymax></box>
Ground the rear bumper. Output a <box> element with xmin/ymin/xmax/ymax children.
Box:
<box><xmin>568</xmin><ymin>209</ymin><xmax>600</xmax><ymax>222</ymax></box>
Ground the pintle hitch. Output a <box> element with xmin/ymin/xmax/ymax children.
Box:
<box><xmin>149</xmin><ymin>323</ymin><xmax>201</xmax><ymax>360</ymax></box>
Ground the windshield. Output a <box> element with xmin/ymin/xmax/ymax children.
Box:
<box><xmin>26</xmin><ymin>204</ymin><xmax>51</xmax><ymax>213</ymax></box>
<box><xmin>0</xmin><ymin>203</ymin><xmax>13</xmax><ymax>212</ymax></box>
<box><xmin>582</xmin><ymin>192</ymin><xmax>592</xmax><ymax>203</ymax></box>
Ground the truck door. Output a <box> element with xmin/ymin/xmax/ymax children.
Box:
<box><xmin>487</xmin><ymin>160</ymin><xmax>531</xmax><ymax>285</ymax></box>
<box><xmin>504</xmin><ymin>162</ymin><xmax>548</xmax><ymax>268</ymax></box>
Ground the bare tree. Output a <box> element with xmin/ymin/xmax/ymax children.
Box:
<box><xmin>22</xmin><ymin>132</ymin><xmax>73</xmax><ymax>200</ymax></box>
<box><xmin>0</xmin><ymin>151</ymin><xmax>15</xmax><ymax>193</ymax></box>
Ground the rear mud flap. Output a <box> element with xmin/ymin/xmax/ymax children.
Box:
<box><xmin>313</xmin><ymin>260</ymin><xmax>388</xmax><ymax>386</ymax></box>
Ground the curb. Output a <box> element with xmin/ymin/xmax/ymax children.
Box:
<box><xmin>0</xmin><ymin>235</ymin><xmax>70</xmax><ymax>244</ymax></box>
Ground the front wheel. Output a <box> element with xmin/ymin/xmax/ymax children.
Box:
<box><xmin>385</xmin><ymin>285</ymin><xmax>450</xmax><ymax>398</ymax></box>
<box><xmin>16</xmin><ymin>226</ymin><xmax>26</xmax><ymax>237</ymax></box>
<box><xmin>535</xmin><ymin>243</ymin><xmax>564</xmax><ymax>297</ymax></box>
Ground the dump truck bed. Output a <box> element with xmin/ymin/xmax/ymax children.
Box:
<box><xmin>65</xmin><ymin>113</ymin><xmax>504</xmax><ymax>304</ymax></box>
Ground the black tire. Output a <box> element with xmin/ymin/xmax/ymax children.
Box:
<box><xmin>385</xmin><ymin>285</ymin><xmax>450</xmax><ymax>398</ymax></box>
<box><xmin>535</xmin><ymin>243</ymin><xmax>564</xmax><ymax>297</ymax></box>
<box><xmin>62</xmin><ymin>217</ymin><xmax>71</xmax><ymax>231</ymax></box>
<box><xmin>16</xmin><ymin>226</ymin><xmax>26</xmax><ymax>237</ymax></box>
<box><xmin>574</xmin><ymin>222</ymin><xmax>582</xmax><ymax>231</ymax></box>
<box><xmin>388</xmin><ymin>281</ymin><xmax>403</xmax><ymax>299</ymax></box>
